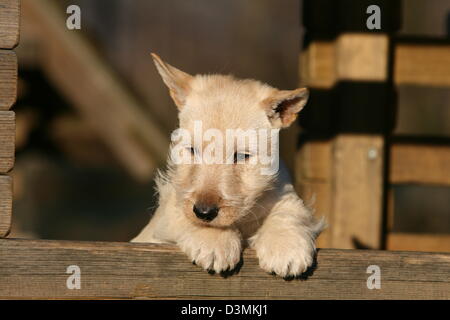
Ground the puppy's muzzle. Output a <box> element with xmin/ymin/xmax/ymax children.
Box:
<box><xmin>193</xmin><ymin>204</ymin><xmax>219</xmax><ymax>222</ymax></box>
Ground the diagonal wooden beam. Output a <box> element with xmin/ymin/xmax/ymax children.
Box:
<box><xmin>22</xmin><ymin>0</ymin><xmax>169</xmax><ymax>181</ymax></box>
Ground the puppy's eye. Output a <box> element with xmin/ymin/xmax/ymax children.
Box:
<box><xmin>234</xmin><ymin>152</ymin><xmax>251</xmax><ymax>163</ymax></box>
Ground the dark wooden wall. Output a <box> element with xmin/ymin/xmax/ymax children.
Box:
<box><xmin>72</xmin><ymin>0</ymin><xmax>301</xmax><ymax>132</ymax></box>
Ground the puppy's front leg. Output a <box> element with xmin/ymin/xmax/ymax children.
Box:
<box><xmin>250</xmin><ymin>194</ymin><xmax>323</xmax><ymax>278</ymax></box>
<box><xmin>177</xmin><ymin>224</ymin><xmax>243</xmax><ymax>274</ymax></box>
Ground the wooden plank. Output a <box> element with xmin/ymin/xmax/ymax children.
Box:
<box><xmin>391</xmin><ymin>184</ymin><xmax>450</xmax><ymax>235</ymax></box>
<box><xmin>337</xmin><ymin>34</ymin><xmax>389</xmax><ymax>82</ymax></box>
<box><xmin>296</xmin><ymin>180</ymin><xmax>331</xmax><ymax>248</ymax></box>
<box><xmin>295</xmin><ymin>141</ymin><xmax>332</xmax><ymax>248</ymax></box>
<box><xmin>0</xmin><ymin>111</ymin><xmax>14</xmax><ymax>173</ymax></box>
<box><xmin>296</xmin><ymin>140</ymin><xmax>332</xmax><ymax>181</ymax></box>
<box><xmin>326</xmin><ymin>35</ymin><xmax>387</xmax><ymax>249</ymax></box>
<box><xmin>390</xmin><ymin>143</ymin><xmax>450</xmax><ymax>186</ymax></box>
<box><xmin>296</xmin><ymin>137</ymin><xmax>384</xmax><ymax>250</ymax></box>
<box><xmin>22</xmin><ymin>0</ymin><xmax>169</xmax><ymax>182</ymax></box>
<box><xmin>298</xmin><ymin>39</ymin><xmax>334</xmax><ymax>246</ymax></box>
<box><xmin>0</xmin><ymin>239</ymin><xmax>448</xmax><ymax>299</ymax></box>
<box><xmin>0</xmin><ymin>175</ymin><xmax>12</xmax><ymax>237</ymax></box>
<box><xmin>0</xmin><ymin>0</ymin><xmax>20</xmax><ymax>49</ymax></box>
<box><xmin>300</xmin><ymin>34</ymin><xmax>389</xmax><ymax>87</ymax></box>
<box><xmin>386</xmin><ymin>188</ymin><xmax>395</xmax><ymax>232</ymax></box>
<box><xmin>0</xmin><ymin>50</ymin><xmax>17</xmax><ymax>110</ymax></box>
<box><xmin>400</xmin><ymin>0</ymin><xmax>450</xmax><ymax>38</ymax></box>
<box><xmin>298</xmin><ymin>35</ymin><xmax>389</xmax><ymax>250</ymax></box>
<box><xmin>387</xmin><ymin>233</ymin><xmax>450</xmax><ymax>253</ymax></box>
<box><xmin>395</xmin><ymin>44</ymin><xmax>450</xmax><ymax>87</ymax></box>
<box><xmin>331</xmin><ymin>135</ymin><xmax>384</xmax><ymax>249</ymax></box>
<box><xmin>395</xmin><ymin>85</ymin><xmax>450</xmax><ymax>137</ymax></box>
<box><xmin>301</xmin><ymin>39</ymin><xmax>450</xmax><ymax>88</ymax></box>
<box><xmin>299</xmin><ymin>41</ymin><xmax>336</xmax><ymax>88</ymax></box>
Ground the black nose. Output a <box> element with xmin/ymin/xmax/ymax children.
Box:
<box><xmin>193</xmin><ymin>204</ymin><xmax>219</xmax><ymax>222</ymax></box>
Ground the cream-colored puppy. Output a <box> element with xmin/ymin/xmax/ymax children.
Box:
<box><xmin>132</xmin><ymin>53</ymin><xmax>324</xmax><ymax>278</ymax></box>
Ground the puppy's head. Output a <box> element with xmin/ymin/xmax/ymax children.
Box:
<box><xmin>152</xmin><ymin>53</ymin><xmax>309</xmax><ymax>228</ymax></box>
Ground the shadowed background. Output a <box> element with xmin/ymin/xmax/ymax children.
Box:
<box><xmin>9</xmin><ymin>0</ymin><xmax>450</xmax><ymax>247</ymax></box>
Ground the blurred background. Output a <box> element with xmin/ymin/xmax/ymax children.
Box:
<box><xmin>8</xmin><ymin>0</ymin><xmax>450</xmax><ymax>250</ymax></box>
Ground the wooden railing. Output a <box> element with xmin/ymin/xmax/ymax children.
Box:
<box><xmin>1</xmin><ymin>238</ymin><xmax>449</xmax><ymax>299</ymax></box>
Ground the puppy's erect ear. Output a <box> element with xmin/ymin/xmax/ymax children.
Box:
<box><xmin>262</xmin><ymin>87</ymin><xmax>309</xmax><ymax>128</ymax></box>
<box><xmin>151</xmin><ymin>53</ymin><xmax>193</xmax><ymax>109</ymax></box>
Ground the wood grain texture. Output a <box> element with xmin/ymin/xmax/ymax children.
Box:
<box><xmin>296</xmin><ymin>140</ymin><xmax>332</xmax><ymax>182</ymax></box>
<box><xmin>300</xmin><ymin>41</ymin><xmax>336</xmax><ymax>88</ymax></box>
<box><xmin>0</xmin><ymin>0</ymin><xmax>20</xmax><ymax>49</ymax></box>
<box><xmin>300</xmin><ymin>34</ymin><xmax>389</xmax><ymax>87</ymax></box>
<box><xmin>0</xmin><ymin>175</ymin><xmax>12</xmax><ymax>237</ymax></box>
<box><xmin>295</xmin><ymin>141</ymin><xmax>332</xmax><ymax>248</ymax></box>
<box><xmin>0</xmin><ymin>239</ymin><xmax>448</xmax><ymax>299</ymax></box>
<box><xmin>298</xmin><ymin>35</ymin><xmax>388</xmax><ymax>250</ymax></box>
<box><xmin>395</xmin><ymin>44</ymin><xmax>450</xmax><ymax>87</ymax></box>
<box><xmin>296</xmin><ymin>137</ymin><xmax>384</xmax><ymax>249</ymax></box>
<box><xmin>387</xmin><ymin>233</ymin><xmax>450</xmax><ymax>253</ymax></box>
<box><xmin>301</xmin><ymin>39</ymin><xmax>450</xmax><ymax>88</ymax></box>
<box><xmin>0</xmin><ymin>111</ymin><xmax>15</xmax><ymax>173</ymax></box>
<box><xmin>390</xmin><ymin>143</ymin><xmax>450</xmax><ymax>186</ymax></box>
<box><xmin>296</xmin><ymin>180</ymin><xmax>331</xmax><ymax>248</ymax></box>
<box><xmin>0</xmin><ymin>50</ymin><xmax>17</xmax><ymax>110</ymax></box>
<box><xmin>331</xmin><ymin>135</ymin><xmax>384</xmax><ymax>249</ymax></box>
<box><xmin>337</xmin><ymin>34</ymin><xmax>389</xmax><ymax>82</ymax></box>
<box><xmin>395</xmin><ymin>85</ymin><xmax>450</xmax><ymax>137</ymax></box>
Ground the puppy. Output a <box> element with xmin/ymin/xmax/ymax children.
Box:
<box><xmin>132</xmin><ymin>53</ymin><xmax>325</xmax><ymax>278</ymax></box>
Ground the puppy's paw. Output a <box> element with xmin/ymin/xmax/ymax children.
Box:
<box><xmin>178</xmin><ymin>228</ymin><xmax>242</xmax><ymax>274</ymax></box>
<box><xmin>251</xmin><ymin>231</ymin><xmax>315</xmax><ymax>278</ymax></box>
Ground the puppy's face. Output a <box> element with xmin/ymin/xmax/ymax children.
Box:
<box><xmin>152</xmin><ymin>53</ymin><xmax>308</xmax><ymax>228</ymax></box>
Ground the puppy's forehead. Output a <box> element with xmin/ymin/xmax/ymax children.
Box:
<box><xmin>180</xmin><ymin>75</ymin><xmax>273</xmax><ymax>130</ymax></box>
